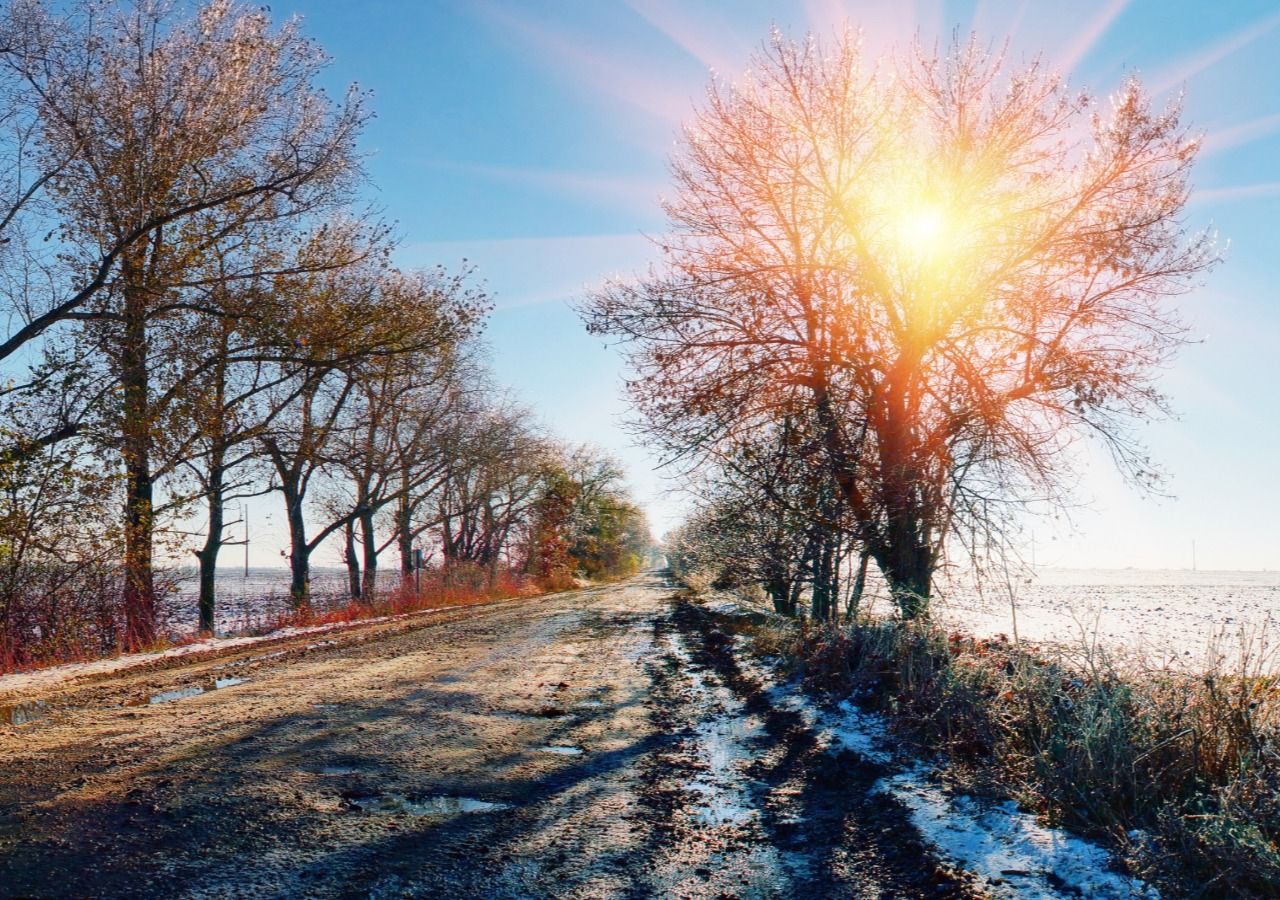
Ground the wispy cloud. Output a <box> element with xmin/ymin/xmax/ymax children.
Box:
<box><xmin>398</xmin><ymin>233</ymin><xmax>658</xmax><ymax>310</ymax></box>
<box><xmin>1146</xmin><ymin>9</ymin><xmax>1280</xmax><ymax>95</ymax></box>
<box><xmin>1199</xmin><ymin>112</ymin><xmax>1280</xmax><ymax>159</ymax></box>
<box><xmin>1191</xmin><ymin>181</ymin><xmax>1280</xmax><ymax>206</ymax></box>
<box><xmin>419</xmin><ymin>160</ymin><xmax>665</xmax><ymax>219</ymax></box>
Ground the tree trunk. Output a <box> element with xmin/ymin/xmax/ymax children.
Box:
<box><xmin>360</xmin><ymin>508</ymin><xmax>377</xmax><ymax>602</ymax></box>
<box><xmin>196</xmin><ymin>449</ymin><xmax>226</xmax><ymax>635</ymax></box>
<box><xmin>397</xmin><ymin>489</ymin><xmax>413</xmax><ymax>580</ymax></box>
<box><xmin>877</xmin><ymin>513</ymin><xmax>932</xmax><ymax>619</ymax></box>
<box><xmin>344</xmin><ymin>519</ymin><xmax>361</xmax><ymax>601</ymax></box>
<box><xmin>846</xmin><ymin>549</ymin><xmax>871</xmax><ymax>619</ymax></box>
<box><xmin>280</xmin><ymin>476</ymin><xmax>310</xmax><ymax>609</ymax></box>
<box><xmin>120</xmin><ymin>286</ymin><xmax>156</xmax><ymax>650</ymax></box>
<box><xmin>810</xmin><ymin>529</ymin><xmax>836</xmax><ymax>622</ymax></box>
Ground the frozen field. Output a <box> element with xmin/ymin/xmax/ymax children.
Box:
<box><xmin>162</xmin><ymin>567</ymin><xmax>407</xmax><ymax>635</ymax></box>
<box><xmin>922</xmin><ymin>568</ymin><xmax>1280</xmax><ymax>672</ymax></box>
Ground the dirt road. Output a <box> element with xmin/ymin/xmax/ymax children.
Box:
<box><xmin>0</xmin><ymin>574</ymin><xmax>972</xmax><ymax>899</ymax></box>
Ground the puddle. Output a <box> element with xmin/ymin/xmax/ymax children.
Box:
<box><xmin>344</xmin><ymin>792</ymin><xmax>510</xmax><ymax>817</ymax></box>
<box><xmin>214</xmin><ymin>676</ymin><xmax>247</xmax><ymax>689</ymax></box>
<box><xmin>0</xmin><ymin>699</ymin><xmax>46</xmax><ymax>726</ymax></box>
<box><xmin>575</xmin><ymin>699</ymin><xmax>605</xmax><ymax>708</ymax></box>
<box><xmin>537</xmin><ymin>745</ymin><xmax>584</xmax><ymax>756</ymax></box>
<box><xmin>149</xmin><ymin>685</ymin><xmax>205</xmax><ymax>705</ymax></box>
<box><xmin>316</xmin><ymin>766</ymin><xmax>365</xmax><ymax>777</ymax></box>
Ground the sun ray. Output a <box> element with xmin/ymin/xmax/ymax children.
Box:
<box><xmin>968</xmin><ymin>0</ymin><xmax>1030</xmax><ymax>52</ymax></box>
<box><xmin>1055</xmin><ymin>0</ymin><xmax>1130</xmax><ymax>77</ymax></box>
<box><xmin>474</xmin><ymin>1</ymin><xmax>688</xmax><ymax>132</ymax></box>
<box><xmin>621</xmin><ymin>0</ymin><xmax>743</xmax><ymax>76</ymax></box>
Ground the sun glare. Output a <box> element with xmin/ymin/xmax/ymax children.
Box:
<box><xmin>895</xmin><ymin>202</ymin><xmax>947</xmax><ymax>255</ymax></box>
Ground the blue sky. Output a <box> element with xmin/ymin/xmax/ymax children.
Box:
<box><xmin>255</xmin><ymin>0</ymin><xmax>1280</xmax><ymax>571</ymax></box>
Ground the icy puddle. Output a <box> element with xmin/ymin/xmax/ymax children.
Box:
<box><xmin>537</xmin><ymin>745</ymin><xmax>584</xmax><ymax>756</ymax></box>
<box><xmin>315</xmin><ymin>766</ymin><xmax>365</xmax><ymax>777</ymax></box>
<box><xmin>148</xmin><ymin>676</ymin><xmax>250</xmax><ymax>705</ymax></box>
<box><xmin>0</xmin><ymin>699</ymin><xmax>46</xmax><ymax>726</ymax></box>
<box><xmin>345</xmin><ymin>793</ymin><xmax>511</xmax><ymax>817</ymax></box>
<box><xmin>149</xmin><ymin>685</ymin><xmax>205</xmax><ymax>705</ymax></box>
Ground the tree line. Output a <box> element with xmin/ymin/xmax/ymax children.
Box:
<box><xmin>0</xmin><ymin>0</ymin><xmax>649</xmax><ymax>667</ymax></box>
<box><xmin>588</xmin><ymin>31</ymin><xmax>1215</xmax><ymax>620</ymax></box>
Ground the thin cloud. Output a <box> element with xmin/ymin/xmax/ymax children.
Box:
<box><xmin>1200</xmin><ymin>112</ymin><xmax>1280</xmax><ymax>159</ymax></box>
<box><xmin>1191</xmin><ymin>181</ymin><xmax>1280</xmax><ymax>206</ymax></box>
<box><xmin>1147</xmin><ymin>9</ymin><xmax>1280</xmax><ymax>96</ymax></box>
<box><xmin>398</xmin><ymin>233</ymin><xmax>659</xmax><ymax>310</ymax></box>
<box><xmin>420</xmin><ymin>160</ymin><xmax>665</xmax><ymax>219</ymax></box>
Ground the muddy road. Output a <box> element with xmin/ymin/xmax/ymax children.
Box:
<box><xmin>0</xmin><ymin>574</ymin><xmax>972</xmax><ymax>899</ymax></box>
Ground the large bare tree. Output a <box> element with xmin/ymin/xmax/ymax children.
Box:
<box><xmin>585</xmin><ymin>32</ymin><xmax>1217</xmax><ymax>617</ymax></box>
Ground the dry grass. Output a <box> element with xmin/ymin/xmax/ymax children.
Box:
<box><xmin>738</xmin><ymin>610</ymin><xmax>1280</xmax><ymax>897</ymax></box>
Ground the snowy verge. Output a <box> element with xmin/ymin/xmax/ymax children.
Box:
<box><xmin>708</xmin><ymin>595</ymin><xmax>1157</xmax><ymax>899</ymax></box>
<box><xmin>0</xmin><ymin>596</ymin><xmax>521</xmax><ymax>700</ymax></box>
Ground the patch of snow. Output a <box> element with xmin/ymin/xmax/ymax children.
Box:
<box><xmin>737</xmin><ymin>650</ymin><xmax>1155</xmax><ymax>897</ymax></box>
<box><xmin>537</xmin><ymin>745</ymin><xmax>584</xmax><ymax>756</ymax></box>
<box><xmin>149</xmin><ymin>685</ymin><xmax>205</xmax><ymax>705</ymax></box>
<box><xmin>881</xmin><ymin>772</ymin><xmax>1158</xmax><ymax>898</ymax></box>
<box><xmin>666</xmin><ymin>632</ymin><xmax>766</xmax><ymax>827</ymax></box>
<box><xmin>0</xmin><ymin>596</ymin><xmax>523</xmax><ymax>700</ymax></box>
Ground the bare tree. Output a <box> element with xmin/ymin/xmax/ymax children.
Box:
<box><xmin>3</xmin><ymin>0</ymin><xmax>368</xmax><ymax>647</ymax></box>
<box><xmin>585</xmin><ymin>31</ymin><xmax>1216</xmax><ymax>617</ymax></box>
<box><xmin>262</xmin><ymin>263</ymin><xmax>488</xmax><ymax>607</ymax></box>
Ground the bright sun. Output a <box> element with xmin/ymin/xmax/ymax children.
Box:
<box><xmin>894</xmin><ymin>201</ymin><xmax>948</xmax><ymax>257</ymax></box>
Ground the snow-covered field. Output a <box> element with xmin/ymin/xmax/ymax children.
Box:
<box><xmin>921</xmin><ymin>568</ymin><xmax>1280</xmax><ymax>672</ymax></box>
<box><xmin>161</xmin><ymin>567</ymin><xmax>406</xmax><ymax>634</ymax></box>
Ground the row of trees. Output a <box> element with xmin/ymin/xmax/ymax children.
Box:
<box><xmin>591</xmin><ymin>31</ymin><xmax>1215</xmax><ymax>619</ymax></box>
<box><xmin>0</xmin><ymin>0</ymin><xmax>648</xmax><ymax>665</ymax></box>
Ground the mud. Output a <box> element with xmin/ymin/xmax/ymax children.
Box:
<box><xmin>0</xmin><ymin>574</ymin><xmax>977</xmax><ymax>898</ymax></box>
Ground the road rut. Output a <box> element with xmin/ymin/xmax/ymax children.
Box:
<box><xmin>0</xmin><ymin>574</ymin><xmax>972</xmax><ymax>898</ymax></box>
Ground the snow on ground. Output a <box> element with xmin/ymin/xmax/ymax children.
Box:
<box><xmin>731</xmin><ymin>632</ymin><xmax>1157</xmax><ymax>898</ymax></box>
<box><xmin>882</xmin><ymin>773</ymin><xmax>1158</xmax><ymax>899</ymax></box>
<box><xmin>852</xmin><ymin>568</ymin><xmax>1280</xmax><ymax>673</ymax></box>
<box><xmin>0</xmin><ymin>618</ymin><xmax>395</xmax><ymax>699</ymax></box>
<box><xmin>0</xmin><ymin>596</ymin><xmax>518</xmax><ymax>700</ymax></box>
<box><xmin>666</xmin><ymin>632</ymin><xmax>768</xmax><ymax>827</ymax></box>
